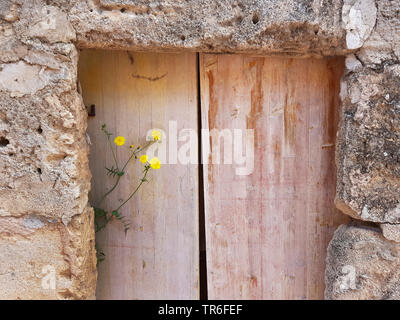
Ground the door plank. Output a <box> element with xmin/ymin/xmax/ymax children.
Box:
<box><xmin>200</xmin><ymin>54</ymin><xmax>348</xmax><ymax>299</ymax></box>
<box><xmin>79</xmin><ymin>50</ymin><xmax>199</xmax><ymax>299</ymax></box>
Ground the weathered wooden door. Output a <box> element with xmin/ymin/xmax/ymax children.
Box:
<box><xmin>79</xmin><ymin>51</ymin><xmax>346</xmax><ymax>300</ymax></box>
<box><xmin>79</xmin><ymin>50</ymin><xmax>199</xmax><ymax>299</ymax></box>
<box><xmin>200</xmin><ymin>54</ymin><xmax>347</xmax><ymax>299</ymax></box>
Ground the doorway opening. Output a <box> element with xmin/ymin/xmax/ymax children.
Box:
<box><xmin>78</xmin><ymin>50</ymin><xmax>347</xmax><ymax>299</ymax></box>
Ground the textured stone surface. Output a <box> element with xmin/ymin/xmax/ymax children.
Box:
<box><xmin>342</xmin><ymin>0</ymin><xmax>377</xmax><ymax>50</ymax></box>
<box><xmin>335</xmin><ymin>0</ymin><xmax>400</xmax><ymax>225</ymax></box>
<box><xmin>0</xmin><ymin>207</ymin><xmax>96</xmax><ymax>299</ymax></box>
<box><xmin>69</xmin><ymin>0</ymin><xmax>347</xmax><ymax>56</ymax></box>
<box><xmin>0</xmin><ymin>0</ymin><xmax>96</xmax><ymax>299</ymax></box>
<box><xmin>381</xmin><ymin>224</ymin><xmax>400</xmax><ymax>243</ymax></box>
<box><xmin>326</xmin><ymin>223</ymin><xmax>400</xmax><ymax>300</ymax></box>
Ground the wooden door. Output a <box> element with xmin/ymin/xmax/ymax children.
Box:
<box><xmin>79</xmin><ymin>51</ymin><xmax>346</xmax><ymax>300</ymax></box>
<box><xmin>79</xmin><ymin>50</ymin><xmax>199</xmax><ymax>299</ymax></box>
<box><xmin>200</xmin><ymin>54</ymin><xmax>348</xmax><ymax>299</ymax></box>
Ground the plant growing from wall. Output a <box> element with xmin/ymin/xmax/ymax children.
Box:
<box><xmin>94</xmin><ymin>124</ymin><xmax>162</xmax><ymax>263</ymax></box>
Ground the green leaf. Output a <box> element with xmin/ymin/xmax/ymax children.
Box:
<box><xmin>95</xmin><ymin>243</ymin><xmax>106</xmax><ymax>264</ymax></box>
<box><xmin>111</xmin><ymin>210</ymin><xmax>122</xmax><ymax>220</ymax></box>
<box><xmin>94</xmin><ymin>207</ymin><xmax>107</xmax><ymax>218</ymax></box>
<box><xmin>105</xmin><ymin>166</ymin><xmax>122</xmax><ymax>177</ymax></box>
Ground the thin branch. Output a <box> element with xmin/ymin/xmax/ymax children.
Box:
<box><xmin>115</xmin><ymin>167</ymin><xmax>150</xmax><ymax>212</ymax></box>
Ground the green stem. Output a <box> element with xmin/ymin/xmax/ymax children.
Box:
<box><xmin>98</xmin><ymin>137</ymin><xmax>156</xmax><ymax>208</ymax></box>
<box><xmin>114</xmin><ymin>167</ymin><xmax>150</xmax><ymax>212</ymax></box>
<box><xmin>108</xmin><ymin>136</ymin><xmax>119</xmax><ymax>170</ymax></box>
<box><xmin>121</xmin><ymin>141</ymin><xmax>152</xmax><ymax>170</ymax></box>
<box><xmin>121</xmin><ymin>151</ymin><xmax>137</xmax><ymax>173</ymax></box>
<box><xmin>98</xmin><ymin>175</ymin><xmax>121</xmax><ymax>206</ymax></box>
<box><xmin>98</xmin><ymin>141</ymin><xmax>154</xmax><ymax>206</ymax></box>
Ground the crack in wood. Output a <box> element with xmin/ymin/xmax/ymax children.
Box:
<box><xmin>131</xmin><ymin>72</ymin><xmax>167</xmax><ymax>82</ymax></box>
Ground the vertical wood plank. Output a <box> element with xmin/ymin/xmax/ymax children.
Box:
<box><xmin>79</xmin><ymin>50</ymin><xmax>199</xmax><ymax>299</ymax></box>
<box><xmin>200</xmin><ymin>54</ymin><xmax>348</xmax><ymax>299</ymax></box>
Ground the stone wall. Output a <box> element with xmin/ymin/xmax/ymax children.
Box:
<box><xmin>327</xmin><ymin>0</ymin><xmax>400</xmax><ymax>299</ymax></box>
<box><xmin>0</xmin><ymin>0</ymin><xmax>96</xmax><ymax>299</ymax></box>
<box><xmin>0</xmin><ymin>0</ymin><xmax>398</xmax><ymax>299</ymax></box>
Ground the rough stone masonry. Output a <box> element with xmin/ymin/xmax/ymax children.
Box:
<box><xmin>0</xmin><ymin>0</ymin><xmax>398</xmax><ymax>299</ymax></box>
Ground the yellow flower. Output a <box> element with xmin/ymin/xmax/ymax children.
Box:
<box><xmin>151</xmin><ymin>130</ymin><xmax>162</xmax><ymax>141</ymax></box>
<box><xmin>140</xmin><ymin>155</ymin><xmax>148</xmax><ymax>163</ymax></box>
<box><xmin>149</xmin><ymin>157</ymin><xmax>161</xmax><ymax>169</ymax></box>
<box><xmin>114</xmin><ymin>136</ymin><xmax>126</xmax><ymax>146</ymax></box>
<box><xmin>129</xmin><ymin>144</ymin><xmax>135</xmax><ymax>149</ymax></box>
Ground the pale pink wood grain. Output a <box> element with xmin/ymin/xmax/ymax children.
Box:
<box><xmin>200</xmin><ymin>54</ymin><xmax>348</xmax><ymax>299</ymax></box>
<box><xmin>79</xmin><ymin>50</ymin><xmax>199</xmax><ymax>299</ymax></box>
